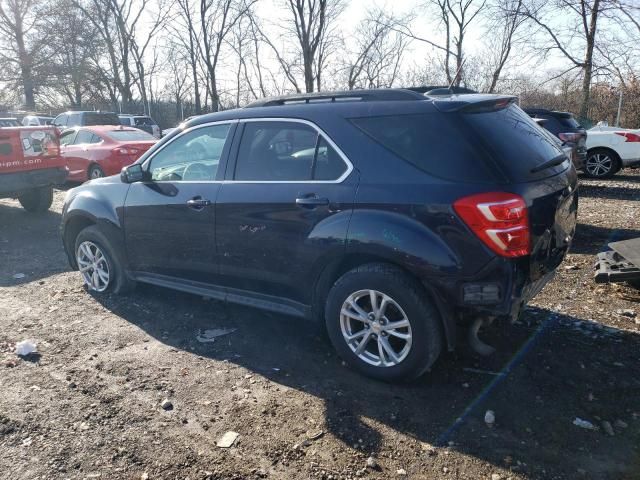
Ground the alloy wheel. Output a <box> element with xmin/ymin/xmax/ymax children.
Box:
<box><xmin>76</xmin><ymin>241</ymin><xmax>110</xmax><ymax>292</ymax></box>
<box><xmin>340</xmin><ymin>289</ymin><xmax>412</xmax><ymax>367</ymax></box>
<box><xmin>586</xmin><ymin>153</ymin><xmax>613</xmax><ymax>177</ymax></box>
<box><xmin>90</xmin><ymin>167</ymin><xmax>104</xmax><ymax>179</ymax></box>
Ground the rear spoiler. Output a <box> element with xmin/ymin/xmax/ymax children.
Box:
<box><xmin>433</xmin><ymin>96</ymin><xmax>517</xmax><ymax>113</ymax></box>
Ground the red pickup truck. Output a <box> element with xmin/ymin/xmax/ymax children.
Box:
<box><xmin>0</xmin><ymin>124</ymin><xmax>67</xmax><ymax>212</ymax></box>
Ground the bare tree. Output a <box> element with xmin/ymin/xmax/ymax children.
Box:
<box><xmin>0</xmin><ymin>0</ymin><xmax>49</xmax><ymax>109</ymax></box>
<box><xmin>344</xmin><ymin>10</ymin><xmax>408</xmax><ymax>90</ymax></box>
<box><xmin>263</xmin><ymin>0</ymin><xmax>345</xmax><ymax>93</ymax></box>
<box><xmin>522</xmin><ymin>0</ymin><xmax>610</xmax><ymax>119</ymax></box>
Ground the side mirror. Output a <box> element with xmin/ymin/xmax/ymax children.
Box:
<box><xmin>121</xmin><ymin>164</ymin><xmax>146</xmax><ymax>183</ymax></box>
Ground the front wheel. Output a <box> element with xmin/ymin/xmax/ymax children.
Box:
<box><xmin>74</xmin><ymin>226</ymin><xmax>135</xmax><ymax>294</ymax></box>
<box><xmin>88</xmin><ymin>164</ymin><xmax>105</xmax><ymax>180</ymax></box>
<box><xmin>325</xmin><ymin>263</ymin><xmax>442</xmax><ymax>382</ymax></box>
<box><xmin>584</xmin><ymin>149</ymin><xmax>620</xmax><ymax>178</ymax></box>
<box><xmin>18</xmin><ymin>186</ymin><xmax>53</xmax><ymax>213</ymax></box>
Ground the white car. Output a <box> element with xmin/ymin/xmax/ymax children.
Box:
<box><xmin>22</xmin><ymin>115</ymin><xmax>54</xmax><ymax>126</ymax></box>
<box><xmin>585</xmin><ymin>125</ymin><xmax>640</xmax><ymax>178</ymax></box>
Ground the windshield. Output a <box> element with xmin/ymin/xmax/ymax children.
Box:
<box><xmin>107</xmin><ymin>130</ymin><xmax>156</xmax><ymax>141</ymax></box>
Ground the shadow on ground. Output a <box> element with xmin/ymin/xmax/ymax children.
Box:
<box><xmin>0</xmin><ymin>199</ymin><xmax>68</xmax><ymax>286</ymax></box>
<box><xmin>93</xmin><ymin>284</ymin><xmax>640</xmax><ymax>480</ymax></box>
<box><xmin>570</xmin><ymin>223</ymin><xmax>640</xmax><ymax>255</ymax></box>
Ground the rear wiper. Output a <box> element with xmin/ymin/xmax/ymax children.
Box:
<box><xmin>530</xmin><ymin>154</ymin><xmax>567</xmax><ymax>173</ymax></box>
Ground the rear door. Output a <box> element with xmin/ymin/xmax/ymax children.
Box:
<box><xmin>215</xmin><ymin>118</ymin><xmax>356</xmax><ymax>307</ymax></box>
<box><xmin>123</xmin><ymin>121</ymin><xmax>236</xmax><ymax>284</ymax></box>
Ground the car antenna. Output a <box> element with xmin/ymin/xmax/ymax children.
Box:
<box><xmin>447</xmin><ymin>59</ymin><xmax>466</xmax><ymax>94</ymax></box>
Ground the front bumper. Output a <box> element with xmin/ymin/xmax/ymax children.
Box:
<box><xmin>0</xmin><ymin>166</ymin><xmax>68</xmax><ymax>198</ymax></box>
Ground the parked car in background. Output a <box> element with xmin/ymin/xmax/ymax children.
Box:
<box><xmin>118</xmin><ymin>114</ymin><xmax>161</xmax><ymax>139</ymax></box>
<box><xmin>22</xmin><ymin>115</ymin><xmax>54</xmax><ymax>126</ymax></box>
<box><xmin>61</xmin><ymin>89</ymin><xmax>578</xmax><ymax>381</ymax></box>
<box><xmin>584</xmin><ymin>125</ymin><xmax>640</xmax><ymax>178</ymax></box>
<box><xmin>524</xmin><ymin>108</ymin><xmax>587</xmax><ymax>171</ymax></box>
<box><xmin>59</xmin><ymin>126</ymin><xmax>157</xmax><ymax>181</ymax></box>
<box><xmin>0</xmin><ymin>118</ymin><xmax>20</xmax><ymax>127</ymax></box>
<box><xmin>52</xmin><ymin>111</ymin><xmax>121</xmax><ymax>129</ymax></box>
<box><xmin>0</xmin><ymin>124</ymin><xmax>66</xmax><ymax>212</ymax></box>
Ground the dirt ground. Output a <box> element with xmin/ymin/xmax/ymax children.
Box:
<box><xmin>1</xmin><ymin>172</ymin><xmax>639</xmax><ymax>480</ymax></box>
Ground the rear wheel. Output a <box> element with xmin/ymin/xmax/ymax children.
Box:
<box><xmin>88</xmin><ymin>164</ymin><xmax>105</xmax><ymax>180</ymax></box>
<box><xmin>584</xmin><ymin>149</ymin><xmax>620</xmax><ymax>178</ymax></box>
<box><xmin>18</xmin><ymin>186</ymin><xmax>53</xmax><ymax>213</ymax></box>
<box><xmin>74</xmin><ymin>226</ymin><xmax>134</xmax><ymax>294</ymax></box>
<box><xmin>325</xmin><ymin>263</ymin><xmax>442</xmax><ymax>382</ymax></box>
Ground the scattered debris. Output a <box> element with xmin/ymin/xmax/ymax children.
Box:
<box><xmin>216</xmin><ymin>431</ymin><xmax>239</xmax><ymax>448</ymax></box>
<box><xmin>573</xmin><ymin>418</ymin><xmax>597</xmax><ymax>430</ymax></box>
<box><xmin>564</xmin><ymin>265</ymin><xmax>580</xmax><ymax>271</ymax></box>
<box><xmin>601</xmin><ymin>421</ymin><xmax>614</xmax><ymax>436</ymax></box>
<box><xmin>396</xmin><ymin>468</ymin><xmax>407</xmax><ymax>476</ymax></box>
<box><xmin>160</xmin><ymin>399</ymin><xmax>173</xmax><ymax>411</ymax></box>
<box><xmin>616</xmin><ymin>309</ymin><xmax>636</xmax><ymax>318</ymax></box>
<box><xmin>491</xmin><ymin>474</ymin><xmax>502</xmax><ymax>480</ymax></box>
<box><xmin>15</xmin><ymin>339</ymin><xmax>37</xmax><ymax>357</ymax></box>
<box><xmin>196</xmin><ymin>328</ymin><xmax>236</xmax><ymax>343</ymax></box>
<box><xmin>366</xmin><ymin>456</ymin><xmax>378</xmax><ymax>470</ymax></box>
<box><xmin>484</xmin><ymin>410</ymin><xmax>495</xmax><ymax>426</ymax></box>
<box><xmin>307</xmin><ymin>430</ymin><xmax>324</xmax><ymax>441</ymax></box>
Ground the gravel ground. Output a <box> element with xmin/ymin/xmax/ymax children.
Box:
<box><xmin>1</xmin><ymin>172</ymin><xmax>639</xmax><ymax>480</ymax></box>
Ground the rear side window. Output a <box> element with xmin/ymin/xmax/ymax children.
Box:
<box><xmin>119</xmin><ymin>117</ymin><xmax>130</xmax><ymax>126</ymax></box>
<box><xmin>235</xmin><ymin>121</ymin><xmax>347</xmax><ymax>181</ymax></box>
<box><xmin>108</xmin><ymin>130</ymin><xmax>156</xmax><ymax>141</ymax></box>
<box><xmin>54</xmin><ymin>114</ymin><xmax>68</xmax><ymax>126</ymax></box>
<box><xmin>84</xmin><ymin>113</ymin><xmax>120</xmax><ymax>126</ymax></box>
<box><xmin>351</xmin><ymin>113</ymin><xmax>500</xmax><ymax>183</ymax></box>
<box><xmin>74</xmin><ymin>130</ymin><xmax>100</xmax><ymax>144</ymax></box>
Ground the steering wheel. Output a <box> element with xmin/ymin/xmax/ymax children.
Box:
<box><xmin>182</xmin><ymin>162</ymin><xmax>211</xmax><ymax>181</ymax></box>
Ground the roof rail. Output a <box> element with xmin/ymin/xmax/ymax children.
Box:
<box><xmin>406</xmin><ymin>85</ymin><xmax>478</xmax><ymax>95</ymax></box>
<box><xmin>244</xmin><ymin>88</ymin><xmax>426</xmax><ymax>108</ymax></box>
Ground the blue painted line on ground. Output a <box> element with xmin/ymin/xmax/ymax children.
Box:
<box><xmin>435</xmin><ymin>313</ymin><xmax>560</xmax><ymax>446</ymax></box>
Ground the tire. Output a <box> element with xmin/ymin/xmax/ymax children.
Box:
<box><xmin>325</xmin><ymin>263</ymin><xmax>443</xmax><ymax>382</ymax></box>
<box><xmin>584</xmin><ymin>148</ymin><xmax>621</xmax><ymax>179</ymax></box>
<box><xmin>74</xmin><ymin>225</ymin><xmax>135</xmax><ymax>294</ymax></box>
<box><xmin>88</xmin><ymin>164</ymin><xmax>105</xmax><ymax>180</ymax></box>
<box><xmin>18</xmin><ymin>186</ymin><xmax>53</xmax><ymax>213</ymax></box>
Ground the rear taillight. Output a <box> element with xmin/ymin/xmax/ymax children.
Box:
<box><xmin>614</xmin><ymin>132</ymin><xmax>640</xmax><ymax>142</ymax></box>
<box><xmin>454</xmin><ymin>192</ymin><xmax>530</xmax><ymax>258</ymax></box>
<box><xmin>559</xmin><ymin>132</ymin><xmax>582</xmax><ymax>143</ymax></box>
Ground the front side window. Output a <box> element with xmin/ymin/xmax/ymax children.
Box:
<box><xmin>147</xmin><ymin>123</ymin><xmax>231</xmax><ymax>182</ymax></box>
<box><xmin>235</xmin><ymin>121</ymin><xmax>346</xmax><ymax>181</ymax></box>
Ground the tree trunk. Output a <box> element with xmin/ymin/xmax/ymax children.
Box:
<box><xmin>579</xmin><ymin>0</ymin><xmax>601</xmax><ymax>120</ymax></box>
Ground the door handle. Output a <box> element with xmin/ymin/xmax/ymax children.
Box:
<box><xmin>187</xmin><ymin>197</ymin><xmax>211</xmax><ymax>210</ymax></box>
<box><xmin>296</xmin><ymin>194</ymin><xmax>329</xmax><ymax>208</ymax></box>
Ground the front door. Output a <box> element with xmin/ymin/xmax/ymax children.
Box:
<box><xmin>123</xmin><ymin>122</ymin><xmax>236</xmax><ymax>284</ymax></box>
<box><xmin>215</xmin><ymin>119</ymin><xmax>357</xmax><ymax>306</ymax></box>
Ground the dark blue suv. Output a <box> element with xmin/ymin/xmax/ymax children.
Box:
<box><xmin>61</xmin><ymin>89</ymin><xmax>578</xmax><ymax>381</ymax></box>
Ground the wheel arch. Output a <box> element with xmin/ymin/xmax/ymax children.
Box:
<box><xmin>311</xmin><ymin>253</ymin><xmax>457</xmax><ymax>351</ymax></box>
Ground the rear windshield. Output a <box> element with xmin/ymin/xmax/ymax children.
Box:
<box><xmin>84</xmin><ymin>113</ymin><xmax>120</xmax><ymax>126</ymax></box>
<box><xmin>134</xmin><ymin>117</ymin><xmax>156</xmax><ymax>126</ymax></box>
<box><xmin>557</xmin><ymin>115</ymin><xmax>581</xmax><ymax>129</ymax></box>
<box><xmin>463</xmin><ymin>104</ymin><xmax>568</xmax><ymax>181</ymax></box>
<box><xmin>107</xmin><ymin>130</ymin><xmax>156</xmax><ymax>141</ymax></box>
<box><xmin>351</xmin><ymin>104</ymin><xmax>566</xmax><ymax>183</ymax></box>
